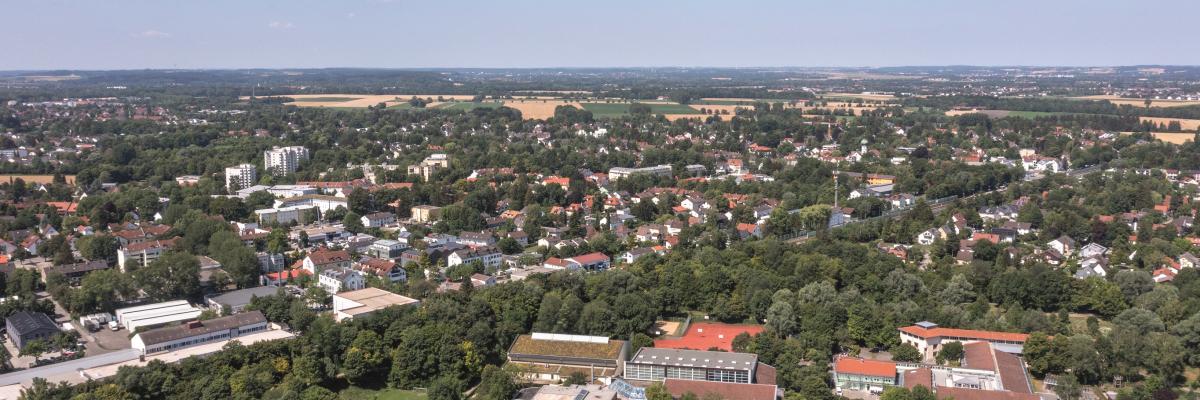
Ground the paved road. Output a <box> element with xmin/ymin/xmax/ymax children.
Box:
<box><xmin>0</xmin><ymin>349</ymin><xmax>139</xmax><ymax>386</ymax></box>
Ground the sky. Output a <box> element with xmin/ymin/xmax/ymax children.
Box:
<box><xmin>3</xmin><ymin>0</ymin><xmax>1199</xmax><ymax>70</ymax></box>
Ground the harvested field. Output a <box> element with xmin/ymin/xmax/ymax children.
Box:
<box><xmin>0</xmin><ymin>174</ymin><xmax>76</xmax><ymax>185</ymax></box>
<box><xmin>240</xmin><ymin>94</ymin><xmax>481</xmax><ymax>108</ymax></box>
<box><xmin>502</xmin><ymin>100</ymin><xmax>582</xmax><ymax>120</ymax></box>
<box><xmin>580</xmin><ymin>102</ymin><xmax>701</xmax><ymax>118</ymax></box>
<box><xmin>1140</xmin><ymin>117</ymin><xmax>1200</xmax><ymax>131</ymax></box>
<box><xmin>688</xmin><ymin>104</ymin><xmax>748</xmax><ymax>115</ymax></box>
<box><xmin>1121</xmin><ymin>131</ymin><xmax>1195</xmax><ymax>144</ymax></box>
<box><xmin>437</xmin><ymin>102</ymin><xmax>503</xmax><ymax>111</ymax></box>
<box><xmin>822</xmin><ymin>92</ymin><xmax>896</xmax><ymax>101</ymax></box>
<box><xmin>1073</xmin><ymin>95</ymin><xmax>1200</xmax><ymax>108</ymax></box>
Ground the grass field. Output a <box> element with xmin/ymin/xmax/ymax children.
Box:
<box><xmin>581</xmin><ymin>102</ymin><xmax>701</xmax><ymax>118</ymax></box>
<box><xmin>290</xmin><ymin>97</ymin><xmax>363</xmax><ymax>103</ymax></box>
<box><xmin>438</xmin><ymin>101</ymin><xmax>503</xmax><ymax>111</ymax></box>
<box><xmin>337</xmin><ymin>387</ymin><xmax>427</xmax><ymax>400</ymax></box>
<box><xmin>1072</xmin><ymin>95</ymin><xmax>1200</xmax><ymax>108</ymax></box>
<box><xmin>1068</xmin><ymin>312</ymin><xmax>1113</xmax><ymax>335</ymax></box>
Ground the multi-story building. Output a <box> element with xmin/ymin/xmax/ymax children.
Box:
<box><xmin>411</xmin><ymin>205</ymin><xmax>442</xmax><ymax>223</ymax></box>
<box><xmin>366</xmin><ymin>239</ymin><xmax>408</xmax><ymax>260</ymax></box>
<box><xmin>117</xmin><ymin>238</ymin><xmax>180</xmax><ymax>272</ymax></box>
<box><xmin>625</xmin><ymin>348</ymin><xmax>770</xmax><ymax>384</ymax></box>
<box><xmin>898</xmin><ymin>321</ymin><xmax>1029</xmax><ymax>362</ymax></box>
<box><xmin>609</xmin><ymin>164</ymin><xmax>673</xmax><ymax>181</ymax></box>
<box><xmin>255</xmin><ymin>205</ymin><xmax>317</xmax><ymax>225</ymax></box>
<box><xmin>446</xmin><ymin>246</ymin><xmax>502</xmax><ymax>270</ymax></box>
<box><xmin>318</xmin><ymin>267</ymin><xmax>365</xmax><ymax>293</ymax></box>
<box><xmin>225</xmin><ymin>163</ymin><xmax>257</xmax><ymax>191</ymax></box>
<box><xmin>833</xmin><ymin>358</ymin><xmax>898</xmax><ymax>393</ymax></box>
<box><xmin>131</xmin><ymin>311</ymin><xmax>269</xmax><ymax>355</ymax></box>
<box><xmin>263</xmin><ymin>146</ymin><xmax>309</xmax><ymax>175</ymax></box>
<box><xmin>407</xmin><ymin>154</ymin><xmax>450</xmax><ymax>181</ymax></box>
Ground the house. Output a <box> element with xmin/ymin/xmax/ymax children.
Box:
<box><xmin>621</xmin><ymin>246</ymin><xmax>665</xmax><ymax>264</ymax></box>
<box><xmin>1180</xmin><ymin>252</ymin><xmax>1200</xmax><ymax>269</ymax></box>
<box><xmin>318</xmin><ymin>267</ymin><xmax>365</xmax><ymax>293</ymax></box>
<box><xmin>736</xmin><ymin>223</ymin><xmax>762</xmax><ymax>239</ymax></box>
<box><xmin>566</xmin><ymin>252</ymin><xmax>611</xmax><ymax>271</ymax></box>
<box><xmin>332</xmin><ymin>287</ymin><xmax>420</xmax><ymax>322</ymax></box>
<box><xmin>355</xmin><ymin>258</ymin><xmax>407</xmax><ymax>283</ymax></box>
<box><xmin>302</xmin><ymin>249</ymin><xmax>353</xmax><ymax>274</ymax></box>
<box><xmin>411</xmin><ymin>205</ymin><xmax>442</xmax><ymax>223</ymax></box>
<box><xmin>458</xmin><ymin>231</ymin><xmax>497</xmax><ymax>247</ymax></box>
<box><xmin>898</xmin><ymin>321</ymin><xmax>1029</xmax><ymax>362</ymax></box>
<box><xmin>131</xmin><ymin>311</ymin><xmax>269</xmax><ymax>355</ymax></box>
<box><xmin>507</xmin><ymin>231</ymin><xmax>529</xmax><ymax>246</ymax></box>
<box><xmin>446</xmin><ymin>246</ymin><xmax>503</xmax><ymax>270</ymax></box>
<box><xmin>365</xmin><ymin>239</ymin><xmax>408</xmax><ymax>260</ymax></box>
<box><xmin>38</xmin><ymin>259</ymin><xmax>109</xmax><ymax>285</ymax></box>
<box><xmin>1046</xmin><ymin>236</ymin><xmax>1076</xmax><ymax>257</ymax></box>
<box><xmin>360</xmin><ymin>212</ymin><xmax>397</xmax><ymax>228</ymax></box>
<box><xmin>1079</xmin><ymin>243</ymin><xmax>1108</xmax><ymax>259</ymax></box>
<box><xmin>507</xmin><ymin>333</ymin><xmax>628</xmax><ymax>384</ymax></box>
<box><xmin>260</xmin><ymin>268</ymin><xmax>311</xmax><ymax>286</ymax></box>
<box><xmin>5</xmin><ymin>311</ymin><xmax>60</xmax><ymax>349</ymax></box>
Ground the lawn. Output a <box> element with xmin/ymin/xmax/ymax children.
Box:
<box><xmin>438</xmin><ymin>101</ymin><xmax>503</xmax><ymax>111</ymax></box>
<box><xmin>580</xmin><ymin>102</ymin><xmax>701</xmax><ymax>118</ymax></box>
<box><xmin>337</xmin><ymin>387</ymin><xmax>427</xmax><ymax>400</ymax></box>
<box><xmin>290</xmin><ymin>97</ymin><xmax>363</xmax><ymax>103</ymax></box>
<box><xmin>1068</xmin><ymin>312</ymin><xmax>1113</xmax><ymax>335</ymax></box>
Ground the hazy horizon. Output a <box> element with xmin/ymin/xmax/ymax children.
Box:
<box><xmin>5</xmin><ymin>0</ymin><xmax>1199</xmax><ymax>70</ymax></box>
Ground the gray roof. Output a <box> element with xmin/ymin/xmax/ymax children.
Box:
<box><xmin>630</xmin><ymin>348</ymin><xmax>757</xmax><ymax>370</ymax></box>
<box><xmin>136</xmin><ymin>311</ymin><xmax>266</xmax><ymax>346</ymax></box>
<box><xmin>5</xmin><ymin>311</ymin><xmax>58</xmax><ymax>336</ymax></box>
<box><xmin>207</xmin><ymin>286</ymin><xmax>283</xmax><ymax>308</ymax></box>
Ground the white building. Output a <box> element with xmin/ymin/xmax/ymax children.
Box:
<box><xmin>131</xmin><ymin>310</ymin><xmax>268</xmax><ymax>354</ymax></box>
<box><xmin>255</xmin><ymin>205</ymin><xmax>317</xmax><ymax>225</ymax></box>
<box><xmin>318</xmin><ymin>267</ymin><xmax>365</xmax><ymax>293</ymax></box>
<box><xmin>609</xmin><ymin>165</ymin><xmax>673</xmax><ymax>181</ymax></box>
<box><xmin>263</xmin><ymin>146</ymin><xmax>310</xmax><ymax>176</ymax></box>
<box><xmin>332</xmin><ymin>287</ymin><xmax>420</xmax><ymax>322</ymax></box>
<box><xmin>115</xmin><ymin>300</ymin><xmax>204</xmax><ymax>333</ymax></box>
<box><xmin>274</xmin><ymin>195</ymin><xmax>348</xmax><ymax>214</ymax></box>
<box><xmin>225</xmin><ymin>164</ymin><xmax>257</xmax><ymax>192</ymax></box>
<box><xmin>446</xmin><ymin>246</ymin><xmax>503</xmax><ymax>270</ymax></box>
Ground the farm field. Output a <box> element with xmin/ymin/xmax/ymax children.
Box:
<box><xmin>0</xmin><ymin>174</ymin><xmax>76</xmax><ymax>185</ymax></box>
<box><xmin>239</xmin><ymin>94</ymin><xmax>481</xmax><ymax>108</ymax></box>
<box><xmin>437</xmin><ymin>101</ymin><xmax>503</xmax><ymax>111</ymax></box>
<box><xmin>944</xmin><ymin>109</ymin><xmax>1079</xmax><ymax>118</ymax></box>
<box><xmin>1073</xmin><ymin>95</ymin><xmax>1200</xmax><ymax>108</ymax></box>
<box><xmin>502</xmin><ymin>100</ymin><xmax>581</xmax><ymax>119</ymax></box>
<box><xmin>822</xmin><ymin>92</ymin><xmax>896</xmax><ymax>101</ymax></box>
<box><xmin>1121</xmin><ymin>131</ymin><xmax>1195</xmax><ymax>144</ymax></box>
<box><xmin>580</xmin><ymin>102</ymin><xmax>701</xmax><ymax>118</ymax></box>
<box><xmin>1140</xmin><ymin>116</ymin><xmax>1200</xmax><ymax>131</ymax></box>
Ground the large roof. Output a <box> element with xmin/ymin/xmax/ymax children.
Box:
<box><xmin>653</xmin><ymin>322</ymin><xmax>764</xmax><ymax>352</ymax></box>
<box><xmin>509</xmin><ymin>334</ymin><xmax>625</xmax><ymax>361</ymax></box>
<box><xmin>307</xmin><ymin>249</ymin><xmax>351</xmax><ymax>265</ymax></box>
<box><xmin>663</xmin><ymin>379</ymin><xmax>777</xmax><ymax>400</ymax></box>
<box><xmin>630</xmin><ymin>348</ymin><xmax>756</xmax><ymax>370</ymax></box>
<box><xmin>5</xmin><ymin>311</ymin><xmax>58</xmax><ymax>336</ymax></box>
<box><xmin>899</xmin><ymin>324</ymin><xmax>1029</xmax><ymax>343</ymax></box>
<box><xmin>135</xmin><ymin>311</ymin><xmax>266</xmax><ymax>346</ymax></box>
<box><xmin>333</xmin><ymin>287</ymin><xmax>419</xmax><ymax>317</ymax></box>
<box><xmin>207</xmin><ymin>286</ymin><xmax>282</xmax><ymax>308</ymax></box>
<box><xmin>834</xmin><ymin>357</ymin><xmax>896</xmax><ymax>378</ymax></box>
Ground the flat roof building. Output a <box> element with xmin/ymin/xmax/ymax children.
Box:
<box><xmin>131</xmin><ymin>311</ymin><xmax>269</xmax><ymax>355</ymax></box>
<box><xmin>115</xmin><ymin>300</ymin><xmax>203</xmax><ymax>332</ymax></box>
<box><xmin>332</xmin><ymin>287</ymin><xmax>419</xmax><ymax>322</ymax></box>
<box><xmin>625</xmin><ymin>348</ymin><xmax>762</xmax><ymax>384</ymax></box>
<box><xmin>507</xmin><ymin>333</ymin><xmax>629</xmax><ymax>384</ymax></box>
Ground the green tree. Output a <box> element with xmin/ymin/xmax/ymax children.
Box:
<box><xmin>935</xmin><ymin>341</ymin><xmax>963</xmax><ymax>365</ymax></box>
<box><xmin>475</xmin><ymin>365</ymin><xmax>517</xmax><ymax>400</ymax></box>
<box><xmin>134</xmin><ymin>251</ymin><xmax>201</xmax><ymax>301</ymax></box>
<box><xmin>890</xmin><ymin>344</ymin><xmax>922</xmax><ymax>363</ymax></box>
<box><xmin>427</xmin><ymin>375</ymin><xmax>464</xmax><ymax>400</ymax></box>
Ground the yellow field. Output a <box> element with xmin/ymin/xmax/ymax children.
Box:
<box><xmin>0</xmin><ymin>174</ymin><xmax>76</xmax><ymax>185</ymax></box>
<box><xmin>1140</xmin><ymin>117</ymin><xmax>1200</xmax><ymax>131</ymax></box>
<box><xmin>1074</xmin><ymin>95</ymin><xmax>1200</xmax><ymax>108</ymax></box>
<box><xmin>239</xmin><ymin>94</ymin><xmax>481</xmax><ymax>108</ymax></box>
<box><xmin>689</xmin><ymin>104</ymin><xmax>750</xmax><ymax>115</ymax></box>
<box><xmin>1121</xmin><ymin>131</ymin><xmax>1195</xmax><ymax>144</ymax></box>
<box><xmin>501</xmin><ymin>100</ymin><xmax>582</xmax><ymax>120</ymax></box>
<box><xmin>823</xmin><ymin>92</ymin><xmax>896</xmax><ymax>101</ymax></box>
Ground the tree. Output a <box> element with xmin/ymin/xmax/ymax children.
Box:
<box><xmin>890</xmin><ymin>344</ymin><xmax>922</xmax><ymax>362</ymax></box>
<box><xmin>1053</xmin><ymin>374</ymin><xmax>1082</xmax><ymax>400</ymax></box>
<box><xmin>134</xmin><ymin>251</ymin><xmax>201</xmax><ymax>301</ymax></box>
<box><xmin>427</xmin><ymin>375</ymin><xmax>464</xmax><ymax>400</ymax></box>
<box><xmin>343</xmin><ymin>212</ymin><xmax>364</xmax><ymax>234</ymax></box>
<box><xmin>935</xmin><ymin>341</ymin><xmax>963</xmax><ymax>365</ymax></box>
<box><xmin>19</xmin><ymin>339</ymin><xmax>49</xmax><ymax>362</ymax></box>
<box><xmin>342</xmin><ymin>331</ymin><xmax>387</xmax><ymax>384</ymax></box>
<box><xmin>475</xmin><ymin>365</ymin><xmax>517</xmax><ymax>400</ymax></box>
<box><xmin>1171</xmin><ymin>311</ymin><xmax>1200</xmax><ymax>365</ymax></box>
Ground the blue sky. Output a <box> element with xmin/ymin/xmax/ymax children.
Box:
<box><xmin>3</xmin><ymin>0</ymin><xmax>1198</xmax><ymax>70</ymax></box>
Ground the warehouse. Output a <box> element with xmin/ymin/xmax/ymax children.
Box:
<box><xmin>131</xmin><ymin>311</ymin><xmax>269</xmax><ymax>354</ymax></box>
<box><xmin>115</xmin><ymin>300</ymin><xmax>203</xmax><ymax>332</ymax></box>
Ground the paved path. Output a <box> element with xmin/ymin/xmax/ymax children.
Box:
<box><xmin>0</xmin><ymin>349</ymin><xmax>139</xmax><ymax>386</ymax></box>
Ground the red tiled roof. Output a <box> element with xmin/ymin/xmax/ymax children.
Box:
<box><xmin>654</xmin><ymin>322</ymin><xmax>764</xmax><ymax>352</ymax></box>
<box><xmin>934</xmin><ymin>387</ymin><xmax>1040</xmax><ymax>400</ymax></box>
<box><xmin>663</xmin><ymin>379</ymin><xmax>777</xmax><ymax>400</ymax></box>
<box><xmin>834</xmin><ymin>358</ymin><xmax>896</xmax><ymax>378</ymax></box>
<box><xmin>123</xmin><ymin>237</ymin><xmax>179</xmax><ymax>252</ymax></box>
<box><xmin>307</xmin><ymin>249</ymin><xmax>351</xmax><ymax>265</ymax></box>
<box><xmin>568</xmin><ymin>252</ymin><xmax>609</xmax><ymax>264</ymax></box>
<box><xmin>899</xmin><ymin>325</ymin><xmax>1029</xmax><ymax>343</ymax></box>
<box><xmin>903</xmin><ymin>368</ymin><xmax>932</xmax><ymax>390</ymax></box>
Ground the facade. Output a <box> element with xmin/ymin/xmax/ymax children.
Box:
<box><xmin>332</xmin><ymin>287</ymin><xmax>420</xmax><ymax>321</ymax></box>
<box><xmin>116</xmin><ymin>238</ymin><xmax>179</xmax><ymax>272</ymax></box>
<box><xmin>833</xmin><ymin>358</ymin><xmax>898</xmax><ymax>393</ymax></box>
<box><xmin>609</xmin><ymin>164</ymin><xmax>673</xmax><ymax>181</ymax></box>
<box><xmin>355</xmin><ymin>258</ymin><xmax>407</xmax><ymax>283</ymax></box>
<box><xmin>411</xmin><ymin>205</ymin><xmax>442</xmax><ymax>223</ymax></box>
<box><xmin>115</xmin><ymin>301</ymin><xmax>204</xmax><ymax>332</ymax></box>
<box><xmin>361</xmin><ymin>212</ymin><xmax>397</xmax><ymax>228</ymax></box>
<box><xmin>567</xmin><ymin>252</ymin><xmax>611</xmax><ymax>271</ymax></box>
<box><xmin>131</xmin><ymin>311</ymin><xmax>268</xmax><ymax>354</ymax></box>
<box><xmin>225</xmin><ymin>163</ymin><xmax>257</xmax><ymax>191</ymax></box>
<box><xmin>447</xmin><ymin>246</ymin><xmax>503</xmax><ymax>270</ymax></box>
<box><xmin>263</xmin><ymin>146</ymin><xmax>310</xmax><ymax>175</ymax></box>
<box><xmin>274</xmin><ymin>195</ymin><xmax>348</xmax><ymax>214</ymax></box>
<box><xmin>302</xmin><ymin>249</ymin><xmax>353</xmax><ymax>274</ymax></box>
<box><xmin>407</xmin><ymin>154</ymin><xmax>450</xmax><ymax>181</ymax></box>
<box><xmin>38</xmin><ymin>259</ymin><xmax>109</xmax><ymax>285</ymax></box>
<box><xmin>625</xmin><ymin>348</ymin><xmax>760</xmax><ymax>384</ymax></box>
<box><xmin>366</xmin><ymin>239</ymin><xmax>408</xmax><ymax>260</ymax></box>
<box><xmin>507</xmin><ymin>333</ymin><xmax>629</xmax><ymax>384</ymax></box>
<box><xmin>255</xmin><ymin>205</ymin><xmax>316</xmax><ymax>225</ymax></box>
<box><xmin>5</xmin><ymin>311</ymin><xmax>60</xmax><ymax>349</ymax></box>
<box><xmin>898</xmin><ymin>321</ymin><xmax>1029</xmax><ymax>361</ymax></box>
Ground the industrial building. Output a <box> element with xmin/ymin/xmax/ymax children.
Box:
<box><xmin>131</xmin><ymin>311</ymin><xmax>269</xmax><ymax>354</ymax></box>
<box><xmin>115</xmin><ymin>300</ymin><xmax>203</xmax><ymax>332</ymax></box>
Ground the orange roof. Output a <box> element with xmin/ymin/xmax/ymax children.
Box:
<box><xmin>834</xmin><ymin>358</ymin><xmax>896</xmax><ymax>378</ymax></box>
<box><xmin>543</xmin><ymin>176</ymin><xmax>570</xmax><ymax>187</ymax></box>
<box><xmin>654</xmin><ymin>322</ymin><xmax>764</xmax><ymax>351</ymax></box>
<box><xmin>736</xmin><ymin>223</ymin><xmax>758</xmax><ymax>233</ymax></box>
<box><xmin>899</xmin><ymin>325</ymin><xmax>1028</xmax><ymax>343</ymax></box>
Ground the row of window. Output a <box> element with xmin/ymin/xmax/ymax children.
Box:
<box><xmin>624</xmin><ymin>363</ymin><xmax>751</xmax><ymax>384</ymax></box>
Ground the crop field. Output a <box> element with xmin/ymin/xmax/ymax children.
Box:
<box><xmin>1121</xmin><ymin>131</ymin><xmax>1195</xmax><ymax>144</ymax></box>
<box><xmin>437</xmin><ymin>101</ymin><xmax>503</xmax><ymax>111</ymax></box>
<box><xmin>944</xmin><ymin>109</ymin><xmax>1078</xmax><ymax>118</ymax></box>
<box><xmin>822</xmin><ymin>92</ymin><xmax>896</xmax><ymax>101</ymax></box>
<box><xmin>1073</xmin><ymin>95</ymin><xmax>1200</xmax><ymax>108</ymax></box>
<box><xmin>580</xmin><ymin>102</ymin><xmax>702</xmax><ymax>118</ymax></box>
<box><xmin>0</xmin><ymin>174</ymin><xmax>76</xmax><ymax>185</ymax></box>
<box><xmin>502</xmin><ymin>100</ymin><xmax>582</xmax><ymax>120</ymax></box>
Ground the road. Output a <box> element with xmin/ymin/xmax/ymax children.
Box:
<box><xmin>0</xmin><ymin>349</ymin><xmax>139</xmax><ymax>386</ymax></box>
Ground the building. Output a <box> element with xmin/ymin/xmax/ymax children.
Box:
<box><xmin>898</xmin><ymin>321</ymin><xmax>1029</xmax><ymax>361</ymax></box>
<box><xmin>263</xmin><ymin>146</ymin><xmax>309</xmax><ymax>175</ymax></box>
<box><xmin>5</xmin><ymin>311</ymin><xmax>60</xmax><ymax>349</ymax></box>
<box><xmin>361</xmin><ymin>212</ymin><xmax>397</xmax><ymax>228</ymax></box>
<box><xmin>663</xmin><ymin>379</ymin><xmax>779</xmax><ymax>400</ymax></box>
<box><xmin>625</xmin><ymin>348</ymin><xmax>770</xmax><ymax>385</ymax></box>
<box><xmin>407</xmin><ymin>154</ymin><xmax>450</xmax><ymax>181</ymax></box>
<box><xmin>833</xmin><ymin>358</ymin><xmax>897</xmax><ymax>393</ymax></box>
<box><xmin>318</xmin><ymin>267</ymin><xmax>365</xmax><ymax>293</ymax></box>
<box><xmin>116</xmin><ymin>238</ymin><xmax>179</xmax><ymax>273</ymax></box>
<box><xmin>355</xmin><ymin>258</ymin><xmax>407</xmax><ymax>283</ymax></box>
<box><xmin>205</xmin><ymin>286</ymin><xmax>282</xmax><ymax>314</ymax></box>
<box><xmin>274</xmin><ymin>195</ymin><xmax>347</xmax><ymax>214</ymax></box>
<box><xmin>302</xmin><ymin>249</ymin><xmax>353</xmax><ymax>274</ymax></box>
<box><xmin>653</xmin><ymin>322</ymin><xmax>765</xmax><ymax>351</ymax></box>
<box><xmin>411</xmin><ymin>205</ymin><xmax>442</xmax><ymax>223</ymax></box>
<box><xmin>507</xmin><ymin>333</ymin><xmax>629</xmax><ymax>384</ymax></box>
<box><xmin>225</xmin><ymin>164</ymin><xmax>257</xmax><ymax>191</ymax></box>
<box><xmin>38</xmin><ymin>259</ymin><xmax>109</xmax><ymax>285</ymax></box>
<box><xmin>130</xmin><ymin>311</ymin><xmax>269</xmax><ymax>355</ymax></box>
<box><xmin>900</xmin><ymin>341</ymin><xmax>1038</xmax><ymax>400</ymax></box>
<box><xmin>609</xmin><ymin>165</ymin><xmax>673</xmax><ymax>181</ymax></box>
<box><xmin>255</xmin><ymin>205</ymin><xmax>317</xmax><ymax>225</ymax></box>
<box><xmin>567</xmin><ymin>252</ymin><xmax>611</xmax><ymax>271</ymax></box>
<box><xmin>447</xmin><ymin>246</ymin><xmax>503</xmax><ymax>270</ymax></box>
<box><xmin>332</xmin><ymin>287</ymin><xmax>420</xmax><ymax>322</ymax></box>
<box><xmin>115</xmin><ymin>300</ymin><xmax>204</xmax><ymax>332</ymax></box>
<box><xmin>366</xmin><ymin>239</ymin><xmax>409</xmax><ymax>260</ymax></box>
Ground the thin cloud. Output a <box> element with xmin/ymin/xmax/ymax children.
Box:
<box><xmin>133</xmin><ymin>30</ymin><xmax>171</xmax><ymax>39</ymax></box>
<box><xmin>268</xmin><ymin>21</ymin><xmax>295</xmax><ymax>29</ymax></box>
